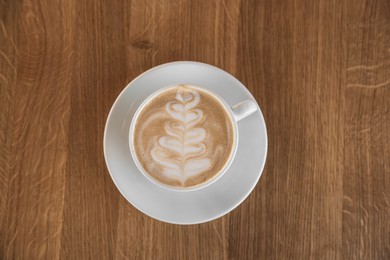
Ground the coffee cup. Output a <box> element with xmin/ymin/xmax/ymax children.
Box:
<box><xmin>129</xmin><ymin>84</ymin><xmax>257</xmax><ymax>191</ymax></box>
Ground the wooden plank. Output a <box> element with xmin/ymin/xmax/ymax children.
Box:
<box><xmin>0</xmin><ymin>0</ymin><xmax>18</xmax><ymax>256</ymax></box>
<box><xmin>343</xmin><ymin>0</ymin><xmax>390</xmax><ymax>258</ymax></box>
<box><xmin>58</xmin><ymin>0</ymin><xmax>127</xmax><ymax>259</ymax></box>
<box><xmin>1</xmin><ymin>0</ymin><xmax>74</xmax><ymax>258</ymax></box>
<box><xmin>231</xmin><ymin>0</ymin><xmax>345</xmax><ymax>258</ymax></box>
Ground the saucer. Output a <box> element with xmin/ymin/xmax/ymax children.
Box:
<box><xmin>103</xmin><ymin>61</ymin><xmax>268</xmax><ymax>224</ymax></box>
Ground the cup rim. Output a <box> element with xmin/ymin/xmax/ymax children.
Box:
<box><xmin>128</xmin><ymin>84</ymin><xmax>239</xmax><ymax>192</ymax></box>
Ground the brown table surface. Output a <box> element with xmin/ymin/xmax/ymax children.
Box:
<box><xmin>1</xmin><ymin>0</ymin><xmax>389</xmax><ymax>259</ymax></box>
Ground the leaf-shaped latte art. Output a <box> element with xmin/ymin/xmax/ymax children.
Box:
<box><xmin>151</xmin><ymin>88</ymin><xmax>211</xmax><ymax>184</ymax></box>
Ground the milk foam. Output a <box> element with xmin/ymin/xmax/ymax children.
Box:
<box><xmin>150</xmin><ymin>88</ymin><xmax>211</xmax><ymax>184</ymax></box>
<box><xmin>133</xmin><ymin>84</ymin><xmax>235</xmax><ymax>188</ymax></box>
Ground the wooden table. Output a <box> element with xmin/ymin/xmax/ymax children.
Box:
<box><xmin>1</xmin><ymin>0</ymin><xmax>389</xmax><ymax>259</ymax></box>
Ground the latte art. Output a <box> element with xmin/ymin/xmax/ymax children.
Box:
<box><xmin>151</xmin><ymin>88</ymin><xmax>211</xmax><ymax>184</ymax></box>
<box><xmin>132</xmin><ymin>85</ymin><xmax>235</xmax><ymax>188</ymax></box>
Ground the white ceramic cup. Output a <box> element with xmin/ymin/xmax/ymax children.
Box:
<box><xmin>129</xmin><ymin>84</ymin><xmax>257</xmax><ymax>192</ymax></box>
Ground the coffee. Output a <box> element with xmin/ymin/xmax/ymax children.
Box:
<box><xmin>132</xmin><ymin>84</ymin><xmax>235</xmax><ymax>188</ymax></box>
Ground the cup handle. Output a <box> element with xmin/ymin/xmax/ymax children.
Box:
<box><xmin>231</xmin><ymin>100</ymin><xmax>258</xmax><ymax>121</ymax></box>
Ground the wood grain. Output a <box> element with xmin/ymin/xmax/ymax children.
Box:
<box><xmin>0</xmin><ymin>0</ymin><xmax>389</xmax><ymax>259</ymax></box>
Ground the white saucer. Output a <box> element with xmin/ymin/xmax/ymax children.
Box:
<box><xmin>104</xmin><ymin>61</ymin><xmax>268</xmax><ymax>224</ymax></box>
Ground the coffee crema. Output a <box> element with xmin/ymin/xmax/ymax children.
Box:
<box><xmin>132</xmin><ymin>84</ymin><xmax>235</xmax><ymax>188</ymax></box>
